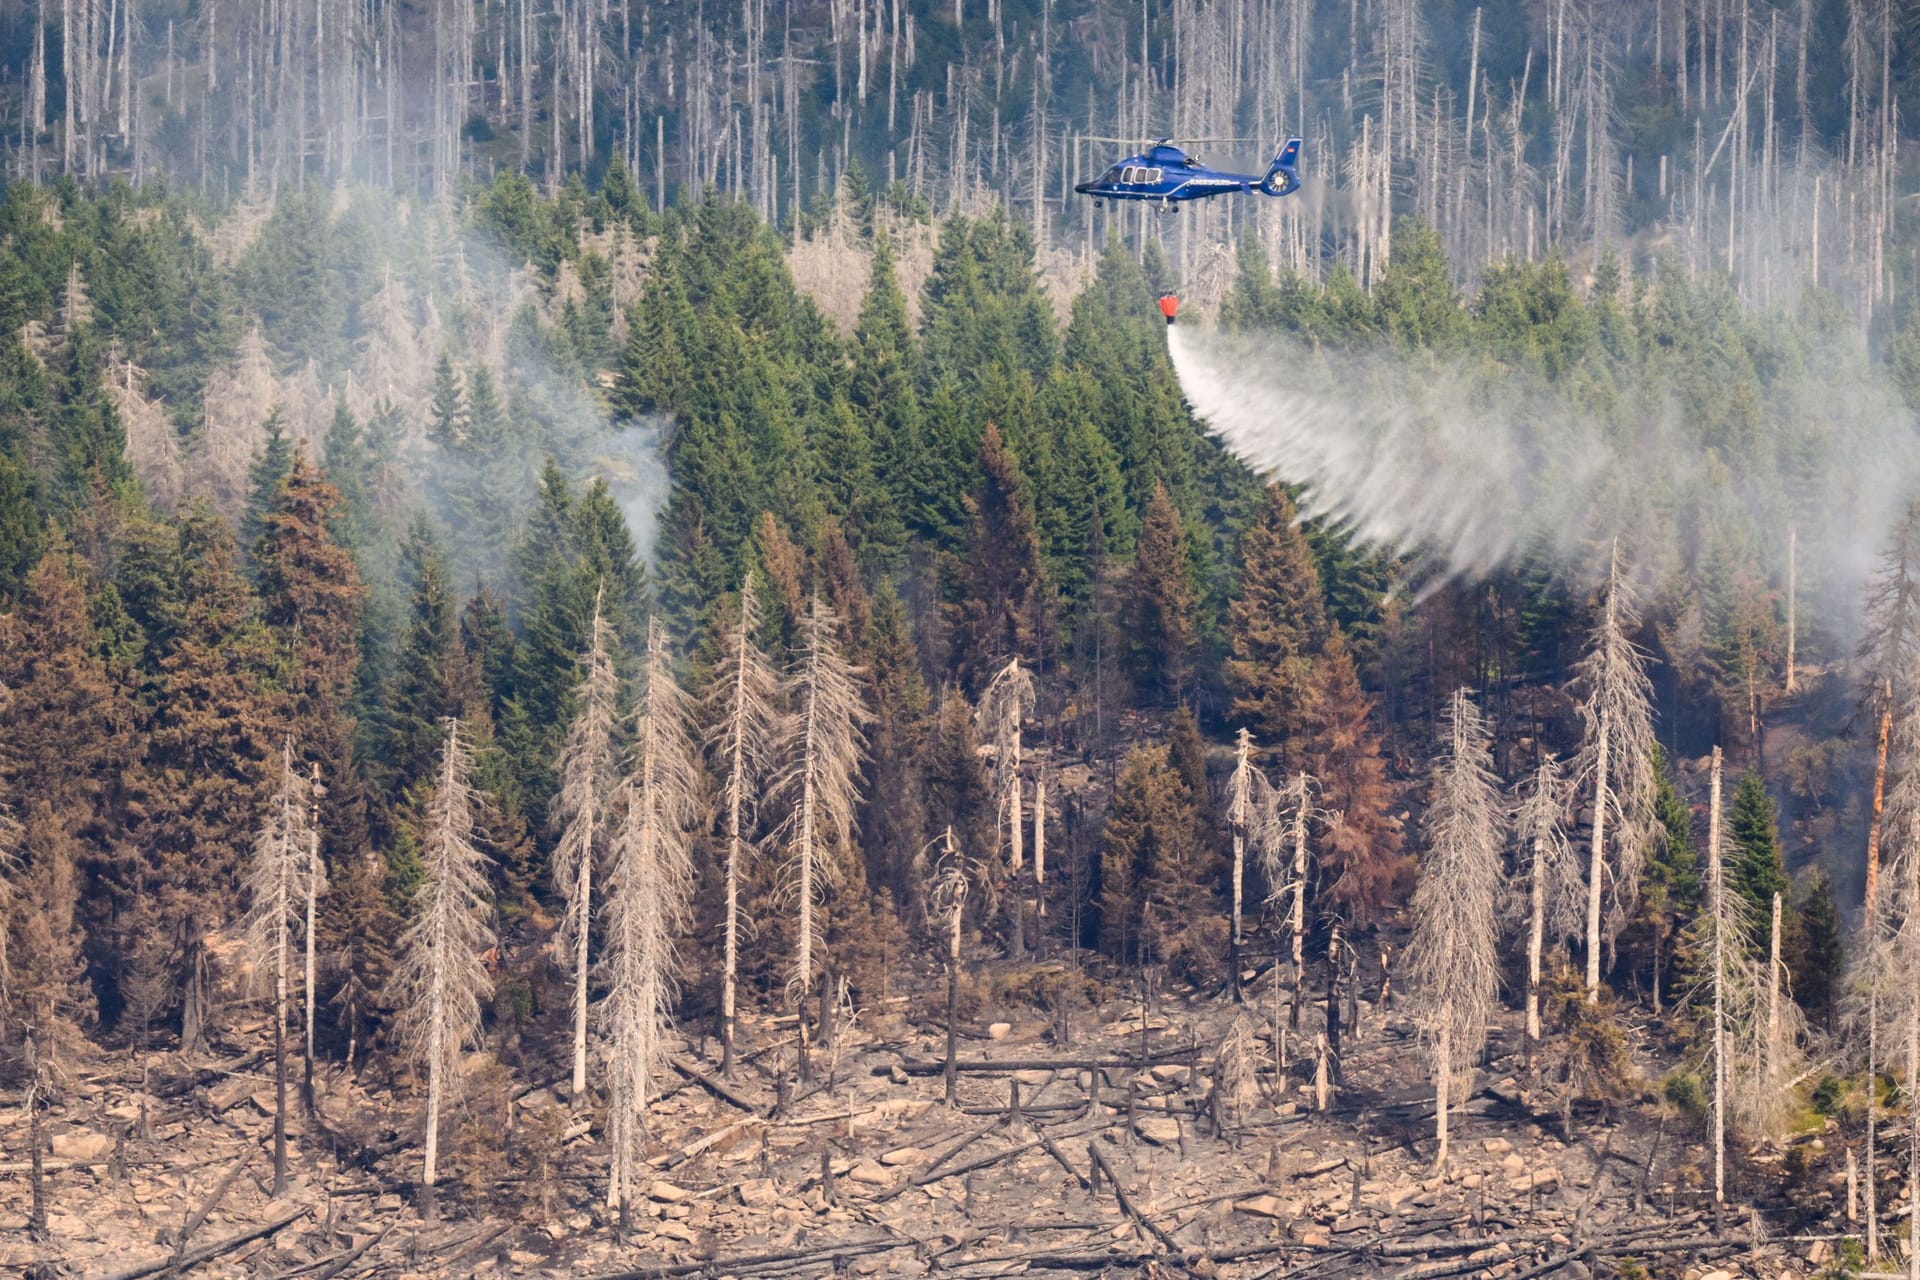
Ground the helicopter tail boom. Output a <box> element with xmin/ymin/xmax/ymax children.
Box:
<box><xmin>1258</xmin><ymin>138</ymin><xmax>1303</xmax><ymax>196</ymax></box>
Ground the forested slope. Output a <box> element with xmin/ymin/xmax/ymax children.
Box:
<box><xmin>0</xmin><ymin>36</ymin><xmax>1915</xmax><ymax>1265</ymax></box>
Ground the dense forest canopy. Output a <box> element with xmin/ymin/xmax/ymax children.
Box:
<box><xmin>0</xmin><ymin>148</ymin><xmax>1896</xmax><ymax>1072</ymax></box>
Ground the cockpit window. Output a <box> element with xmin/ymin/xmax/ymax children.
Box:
<box><xmin>1101</xmin><ymin>165</ymin><xmax>1124</xmax><ymax>185</ymax></box>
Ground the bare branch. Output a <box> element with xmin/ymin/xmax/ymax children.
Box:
<box><xmin>1572</xmin><ymin>545</ymin><xmax>1659</xmax><ymax>996</ymax></box>
<box><xmin>385</xmin><ymin>718</ymin><xmax>497</xmax><ymax>1196</ymax></box>
<box><xmin>701</xmin><ymin>576</ymin><xmax>784</xmax><ymax>1072</ymax></box>
<box><xmin>773</xmin><ymin>595</ymin><xmax>871</xmax><ymax>1004</ymax></box>
<box><xmin>600</xmin><ymin>619</ymin><xmax>700</xmax><ymax>1212</ymax></box>
<box><xmin>1406</xmin><ymin>689</ymin><xmax>1505</xmax><ymax>1169</ymax></box>
<box><xmin>553</xmin><ymin>590</ymin><xmax>621</xmax><ymax>1099</ymax></box>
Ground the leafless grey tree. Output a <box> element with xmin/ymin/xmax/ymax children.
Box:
<box><xmin>1226</xmin><ymin>727</ymin><xmax>1263</xmax><ymax>995</ymax></box>
<box><xmin>774</xmin><ymin>596</ymin><xmax>870</xmax><ymax>1033</ymax></box>
<box><xmin>302</xmin><ymin>763</ymin><xmax>326</xmax><ymax>1111</ymax></box>
<box><xmin>1679</xmin><ymin>747</ymin><xmax>1772</xmax><ymax>1205</ymax></box>
<box><xmin>1251</xmin><ymin>769</ymin><xmax>1318</xmax><ymax>1038</ymax></box>
<box><xmin>1511</xmin><ymin>754</ymin><xmax>1579</xmax><ymax>1050</ymax></box>
<box><xmin>926</xmin><ymin>827</ymin><xmax>969</xmax><ymax>1107</ymax></box>
<box><xmin>0</xmin><ymin>798</ymin><xmax>20</xmax><ymax>1029</ymax></box>
<box><xmin>1406</xmin><ymin>689</ymin><xmax>1505</xmax><ymax>1170</ymax></box>
<box><xmin>702</xmin><ymin>576</ymin><xmax>782</xmax><ymax>1076</ymax></box>
<box><xmin>1572</xmin><ymin>544</ymin><xmax>1658</xmax><ymax>999</ymax></box>
<box><xmin>600</xmin><ymin>620</ymin><xmax>700</xmax><ymax>1214</ymax></box>
<box><xmin>1862</xmin><ymin>666</ymin><xmax>1920</xmax><ymax>1261</ymax></box>
<box><xmin>243</xmin><ymin>735</ymin><xmax>313</xmax><ymax>1198</ymax></box>
<box><xmin>977</xmin><ymin>656</ymin><xmax>1038</xmax><ymax>953</ymax></box>
<box><xmin>387</xmin><ymin>719</ymin><xmax>496</xmax><ymax>1216</ymax></box>
<box><xmin>552</xmin><ymin>590</ymin><xmax>621</xmax><ymax>1101</ymax></box>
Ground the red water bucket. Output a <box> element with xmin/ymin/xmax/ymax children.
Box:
<box><xmin>1158</xmin><ymin>294</ymin><xmax>1180</xmax><ymax>324</ymax></box>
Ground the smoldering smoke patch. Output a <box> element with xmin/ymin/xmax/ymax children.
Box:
<box><xmin>597</xmin><ymin>414</ymin><xmax>672</xmax><ymax>565</ymax></box>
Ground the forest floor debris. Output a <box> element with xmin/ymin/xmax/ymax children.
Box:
<box><xmin>0</xmin><ymin>977</ymin><xmax>1858</xmax><ymax>1279</ymax></box>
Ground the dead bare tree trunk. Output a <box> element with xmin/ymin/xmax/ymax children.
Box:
<box><xmin>26</xmin><ymin>1036</ymin><xmax>47</xmax><ymax>1240</ymax></box>
<box><xmin>1767</xmin><ymin>891</ymin><xmax>1783</xmax><ymax>1088</ymax></box>
<box><xmin>554</xmin><ymin>593</ymin><xmax>619</xmax><ymax>1103</ymax></box>
<box><xmin>704</xmin><ymin>578</ymin><xmax>781</xmax><ymax>1078</ymax></box>
<box><xmin>928</xmin><ymin>829</ymin><xmax>967</xmax><ymax>1109</ymax></box>
<box><xmin>245</xmin><ymin>737</ymin><xmax>312</xmax><ymax>1199</ymax></box>
<box><xmin>1515</xmin><ymin>755</ymin><xmax>1575</xmax><ymax>1060</ymax></box>
<box><xmin>601</xmin><ymin>621</ymin><xmax>700</xmax><ymax>1212</ymax></box>
<box><xmin>1868</xmin><ymin>690</ymin><xmax>1893</xmax><ymax>922</ymax></box>
<box><xmin>776</xmin><ymin>596</ymin><xmax>871</xmax><ymax>1081</ymax></box>
<box><xmin>1227</xmin><ymin>728</ymin><xmax>1256</xmax><ymax>1001</ymax></box>
<box><xmin>386</xmin><ymin>719</ymin><xmax>497</xmax><ymax>1220</ymax></box>
<box><xmin>1575</xmin><ymin>545</ymin><xmax>1658</xmax><ymax>1000</ymax></box>
<box><xmin>303</xmin><ymin>762</ymin><xmax>323</xmax><ymax>1115</ymax></box>
<box><xmin>979</xmin><ymin>657</ymin><xmax>1037</xmax><ymax>956</ymax></box>
<box><xmin>1408</xmin><ymin>690</ymin><xmax>1505</xmax><ymax>1171</ymax></box>
<box><xmin>1785</xmin><ymin>526</ymin><xmax>1798</xmax><ymax>693</ymax></box>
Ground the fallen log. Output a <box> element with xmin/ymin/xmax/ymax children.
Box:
<box><xmin>172</xmin><ymin>1150</ymin><xmax>252</xmax><ymax>1270</ymax></box>
<box><xmin>96</xmin><ymin>1202</ymin><xmax>313</xmax><ymax>1280</ymax></box>
<box><xmin>668</xmin><ymin>1055</ymin><xmax>759</xmax><ymax>1113</ymax></box>
<box><xmin>1035</xmin><ymin>1130</ymin><xmax>1090</xmax><ymax>1190</ymax></box>
<box><xmin>149</xmin><ymin>1051</ymin><xmax>268</xmax><ymax>1100</ymax></box>
<box><xmin>273</xmin><ymin>1223</ymin><xmax>392</xmax><ymax>1280</ymax></box>
<box><xmin>883</xmin><ymin>1048</ymin><xmax>1194</xmax><ymax>1076</ymax></box>
<box><xmin>585</xmin><ymin>1236</ymin><xmax>903</xmax><ymax>1279</ymax></box>
<box><xmin>1085</xmin><ymin>1143</ymin><xmax>1183</xmax><ymax>1258</ymax></box>
<box><xmin>658</xmin><ymin>1115</ymin><xmax>763</xmax><ymax>1170</ymax></box>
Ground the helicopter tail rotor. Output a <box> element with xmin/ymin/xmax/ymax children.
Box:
<box><xmin>1259</xmin><ymin>138</ymin><xmax>1303</xmax><ymax>196</ymax></box>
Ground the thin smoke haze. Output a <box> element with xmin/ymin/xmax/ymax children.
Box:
<box><xmin>1167</xmin><ymin>320</ymin><xmax>1920</xmax><ymax>624</ymax></box>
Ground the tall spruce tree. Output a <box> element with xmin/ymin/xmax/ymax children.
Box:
<box><xmin>1572</xmin><ymin>547</ymin><xmax>1658</xmax><ymax>998</ymax></box>
<box><xmin>552</xmin><ymin>592</ymin><xmax>620</xmax><ymax>1100</ymax></box>
<box><xmin>600</xmin><ymin>621</ymin><xmax>699</xmax><ymax>1211</ymax></box>
<box><xmin>1227</xmin><ymin>486</ymin><xmax>1329</xmax><ymax>770</ymax></box>
<box><xmin>949</xmin><ymin>424</ymin><xmax>1051</xmax><ymax>686</ymax></box>
<box><xmin>240</xmin><ymin>409</ymin><xmax>295</xmax><ymax>556</ymax></box>
<box><xmin>1408</xmin><ymin>690</ymin><xmax>1505</xmax><ymax>1170</ymax></box>
<box><xmin>1789</xmin><ymin>871</ymin><xmax>1842</xmax><ymax>1028</ymax></box>
<box><xmin>387</xmin><ymin>719</ymin><xmax>496</xmax><ymax>1217</ymax></box>
<box><xmin>1124</xmin><ymin>482</ymin><xmax>1200</xmax><ymax>704</ymax></box>
<box><xmin>701</xmin><ymin>577</ymin><xmax>783</xmax><ymax>1075</ymax></box>
<box><xmin>136</xmin><ymin>509</ymin><xmax>279</xmax><ymax>943</ymax></box>
<box><xmin>850</xmin><ymin>237</ymin><xmax>923</xmax><ymax>532</ymax></box>
<box><xmin>1727</xmin><ymin>772</ymin><xmax>1791</xmax><ymax>921</ymax></box>
<box><xmin>255</xmin><ymin>455</ymin><xmax>370</xmax><ymax>868</ymax></box>
<box><xmin>0</xmin><ymin>547</ymin><xmax>126</xmax><ymax>1054</ymax></box>
<box><xmin>1301</xmin><ymin>626</ymin><xmax>1403</xmax><ymax>918</ymax></box>
<box><xmin>1099</xmin><ymin>744</ymin><xmax>1208</xmax><ymax>972</ymax></box>
<box><xmin>370</xmin><ymin>523</ymin><xmax>472</xmax><ymax>832</ymax></box>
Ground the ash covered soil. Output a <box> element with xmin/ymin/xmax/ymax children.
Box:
<box><xmin>0</xmin><ymin>962</ymin><xmax>1860</xmax><ymax>1280</ymax></box>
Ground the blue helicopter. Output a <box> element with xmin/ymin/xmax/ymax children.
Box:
<box><xmin>1075</xmin><ymin>136</ymin><xmax>1302</xmax><ymax>209</ymax></box>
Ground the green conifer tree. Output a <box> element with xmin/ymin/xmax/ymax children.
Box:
<box><xmin>1727</xmin><ymin>772</ymin><xmax>1790</xmax><ymax>920</ymax></box>
<box><xmin>241</xmin><ymin>408</ymin><xmax>295</xmax><ymax>556</ymax></box>
<box><xmin>1123</xmin><ymin>481</ymin><xmax>1200</xmax><ymax>704</ymax></box>
<box><xmin>1226</xmin><ymin>486</ymin><xmax>1329</xmax><ymax>769</ymax></box>
<box><xmin>948</xmin><ymin>423</ymin><xmax>1051</xmax><ymax>685</ymax></box>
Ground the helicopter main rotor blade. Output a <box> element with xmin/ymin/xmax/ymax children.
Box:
<box><xmin>1079</xmin><ymin>134</ymin><xmax>1264</xmax><ymax>146</ymax></box>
